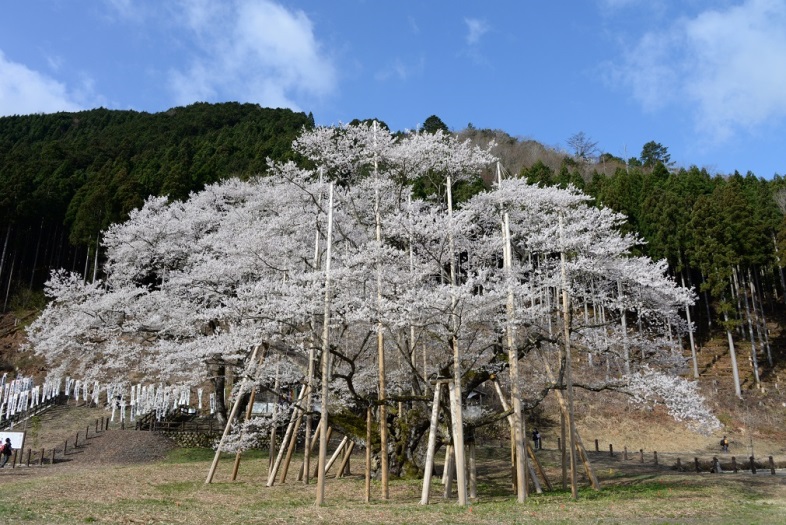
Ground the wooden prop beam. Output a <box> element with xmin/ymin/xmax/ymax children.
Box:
<box><xmin>205</xmin><ymin>344</ymin><xmax>263</xmax><ymax>484</ymax></box>
<box><xmin>420</xmin><ymin>381</ymin><xmax>447</xmax><ymax>505</ymax></box>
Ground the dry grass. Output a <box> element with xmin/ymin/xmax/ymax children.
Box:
<box><xmin>0</xmin><ymin>435</ymin><xmax>786</xmax><ymax>524</ymax></box>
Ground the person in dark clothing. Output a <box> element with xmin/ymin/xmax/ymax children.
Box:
<box><xmin>0</xmin><ymin>438</ymin><xmax>12</xmax><ymax>467</ymax></box>
<box><xmin>720</xmin><ymin>436</ymin><xmax>729</xmax><ymax>452</ymax></box>
<box><xmin>532</xmin><ymin>428</ymin><xmax>542</xmax><ymax>450</ymax></box>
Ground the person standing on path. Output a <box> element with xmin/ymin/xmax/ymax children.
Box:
<box><xmin>0</xmin><ymin>438</ymin><xmax>12</xmax><ymax>467</ymax></box>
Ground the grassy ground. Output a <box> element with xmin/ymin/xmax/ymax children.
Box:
<box><xmin>0</xmin><ymin>442</ymin><xmax>785</xmax><ymax>525</ymax></box>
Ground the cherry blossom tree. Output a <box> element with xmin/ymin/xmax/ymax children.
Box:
<box><xmin>27</xmin><ymin>122</ymin><xmax>718</xmax><ymax>500</ymax></box>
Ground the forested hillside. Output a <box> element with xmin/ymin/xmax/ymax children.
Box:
<box><xmin>0</xmin><ymin>102</ymin><xmax>314</xmax><ymax>308</ymax></box>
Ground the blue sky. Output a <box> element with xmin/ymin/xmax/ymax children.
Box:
<box><xmin>1</xmin><ymin>0</ymin><xmax>785</xmax><ymax>178</ymax></box>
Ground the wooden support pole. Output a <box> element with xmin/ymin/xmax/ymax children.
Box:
<box><xmin>694</xmin><ymin>457</ymin><xmax>700</xmax><ymax>473</ymax></box>
<box><xmin>609</xmin><ymin>444</ymin><xmax>613</xmax><ymax>457</ymax></box>
<box><xmin>527</xmin><ymin>456</ymin><xmax>543</xmax><ymax>494</ymax></box>
<box><xmin>654</xmin><ymin>451</ymin><xmax>658</xmax><ymax>466</ymax></box>
<box><xmin>595</xmin><ymin>439</ymin><xmax>599</xmax><ymax>452</ymax></box>
<box><xmin>468</xmin><ymin>442</ymin><xmax>477</xmax><ymax>499</ymax></box>
<box><xmin>420</xmin><ymin>382</ymin><xmax>445</xmax><ymax>505</ymax></box>
<box><xmin>336</xmin><ymin>441</ymin><xmax>354</xmax><ymax>478</ymax></box>
<box><xmin>279</xmin><ymin>405</ymin><xmax>305</xmax><ymax>483</ymax></box>
<box><xmin>26</xmin><ymin>449</ymin><xmax>31</xmax><ymax>467</ymax></box>
<box><xmin>365</xmin><ymin>407</ymin><xmax>372</xmax><ymax>503</ymax></box>
<box><xmin>324</xmin><ymin>436</ymin><xmax>349</xmax><ymax>476</ymax></box>
<box><xmin>540</xmin><ymin>354</ymin><xmax>599</xmax><ymax>490</ymax></box>
<box><xmin>750</xmin><ymin>456</ymin><xmax>756</xmax><ymax>474</ymax></box>
<box><xmin>490</xmin><ymin>377</ymin><xmax>529</xmax><ymax>498</ymax></box>
<box><xmin>297</xmin><ymin>417</ymin><xmax>323</xmax><ymax>482</ymax></box>
<box><xmin>443</xmin><ymin>445</ymin><xmax>455</xmax><ymax>499</ymax></box>
<box><xmin>639</xmin><ymin>449</ymin><xmax>644</xmax><ymax>463</ymax></box>
<box><xmin>732</xmin><ymin>456</ymin><xmax>738</xmax><ymax>473</ymax></box>
<box><xmin>231</xmin><ymin>387</ymin><xmax>257</xmax><ymax>482</ymax></box>
<box><xmin>206</xmin><ymin>344</ymin><xmax>264</xmax><ymax>485</ymax></box>
<box><xmin>50</xmin><ymin>448</ymin><xmax>55</xmax><ymax>465</ymax></box>
<box><xmin>312</xmin><ymin>428</ymin><xmax>333</xmax><ymax>479</ymax></box>
<box><xmin>769</xmin><ymin>456</ymin><xmax>776</xmax><ymax>475</ymax></box>
<box><xmin>39</xmin><ymin>448</ymin><xmax>44</xmax><ymax>466</ymax></box>
<box><xmin>574</xmin><ymin>440</ymin><xmax>601</xmax><ymax>490</ymax></box>
<box><xmin>624</xmin><ymin>446</ymin><xmax>628</xmax><ymax>461</ymax></box>
<box><xmin>268</xmin><ymin>386</ymin><xmax>307</xmax><ymax>486</ymax></box>
<box><xmin>527</xmin><ymin>444</ymin><xmax>553</xmax><ymax>491</ymax></box>
<box><xmin>676</xmin><ymin>458</ymin><xmax>682</xmax><ymax>471</ymax></box>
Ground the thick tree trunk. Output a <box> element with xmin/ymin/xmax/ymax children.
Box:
<box><xmin>211</xmin><ymin>362</ymin><xmax>228</xmax><ymax>426</ymax></box>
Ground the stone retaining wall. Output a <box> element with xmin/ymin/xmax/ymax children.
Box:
<box><xmin>158</xmin><ymin>430</ymin><xmax>220</xmax><ymax>448</ymax></box>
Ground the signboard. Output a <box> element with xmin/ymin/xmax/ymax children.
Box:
<box><xmin>0</xmin><ymin>431</ymin><xmax>25</xmax><ymax>451</ymax></box>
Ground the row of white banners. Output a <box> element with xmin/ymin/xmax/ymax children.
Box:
<box><xmin>0</xmin><ymin>373</ymin><xmax>217</xmax><ymax>424</ymax></box>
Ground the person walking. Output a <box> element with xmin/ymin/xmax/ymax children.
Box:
<box><xmin>720</xmin><ymin>436</ymin><xmax>729</xmax><ymax>453</ymax></box>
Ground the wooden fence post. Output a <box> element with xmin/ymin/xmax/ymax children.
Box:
<box><xmin>639</xmin><ymin>449</ymin><xmax>644</xmax><ymax>463</ymax></box>
<box><xmin>11</xmin><ymin>450</ymin><xmax>16</xmax><ymax>469</ymax></box>
<box><xmin>557</xmin><ymin>437</ymin><xmax>561</xmax><ymax>452</ymax></box>
<box><xmin>731</xmin><ymin>456</ymin><xmax>737</xmax><ymax>473</ymax></box>
<box><xmin>105</xmin><ymin>418</ymin><xmax>109</xmax><ymax>431</ymax></box>
<box><xmin>50</xmin><ymin>448</ymin><xmax>56</xmax><ymax>465</ymax></box>
<box><xmin>64</xmin><ymin>439</ymin><xmax>68</xmax><ymax>455</ymax></box>
<box><xmin>74</xmin><ymin>432</ymin><xmax>79</xmax><ymax>448</ymax></box>
<box><xmin>594</xmin><ymin>439</ymin><xmax>599</xmax><ymax>452</ymax></box>
<box><xmin>609</xmin><ymin>444</ymin><xmax>613</xmax><ymax>457</ymax></box>
<box><xmin>769</xmin><ymin>456</ymin><xmax>775</xmax><ymax>475</ymax></box>
<box><xmin>676</xmin><ymin>458</ymin><xmax>681</xmax><ymax>471</ymax></box>
<box><xmin>623</xmin><ymin>446</ymin><xmax>628</xmax><ymax>461</ymax></box>
<box><xmin>654</xmin><ymin>451</ymin><xmax>658</xmax><ymax>466</ymax></box>
<box><xmin>750</xmin><ymin>456</ymin><xmax>756</xmax><ymax>475</ymax></box>
<box><xmin>694</xmin><ymin>457</ymin><xmax>700</xmax><ymax>473</ymax></box>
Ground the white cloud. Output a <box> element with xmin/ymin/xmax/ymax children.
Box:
<box><xmin>167</xmin><ymin>0</ymin><xmax>336</xmax><ymax>110</ymax></box>
<box><xmin>0</xmin><ymin>50</ymin><xmax>82</xmax><ymax>116</ymax></box>
<box><xmin>464</xmin><ymin>17</ymin><xmax>489</xmax><ymax>45</ymax></box>
<box><xmin>614</xmin><ymin>0</ymin><xmax>786</xmax><ymax>143</ymax></box>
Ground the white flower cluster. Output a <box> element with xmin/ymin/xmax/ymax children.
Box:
<box><xmin>626</xmin><ymin>367</ymin><xmax>721</xmax><ymax>434</ymax></box>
